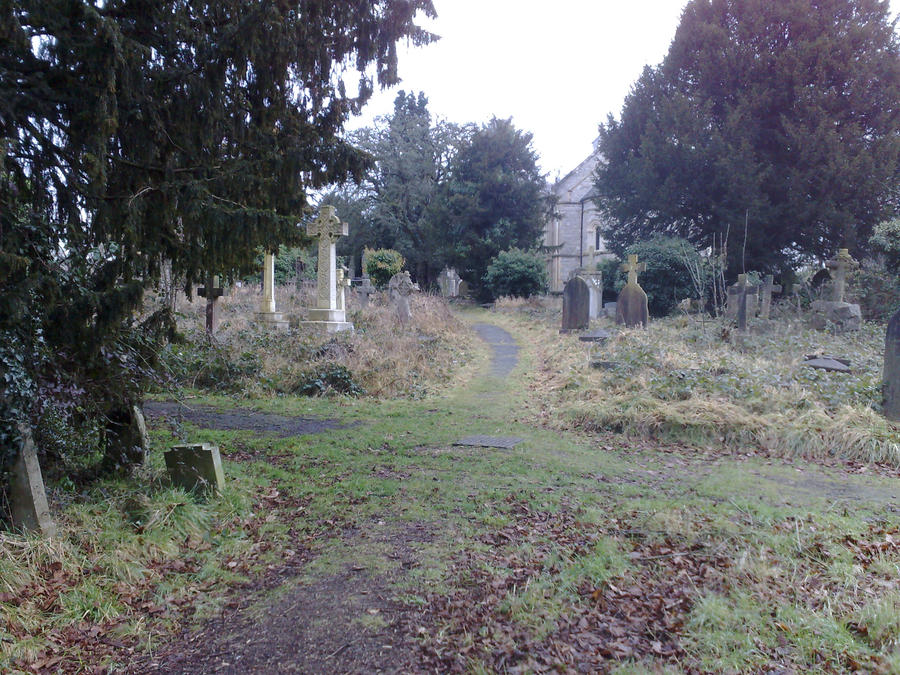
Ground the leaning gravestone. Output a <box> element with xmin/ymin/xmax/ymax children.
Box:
<box><xmin>8</xmin><ymin>425</ymin><xmax>57</xmax><ymax>536</ymax></box>
<box><xmin>615</xmin><ymin>255</ymin><xmax>649</xmax><ymax>329</ymax></box>
<box><xmin>758</xmin><ymin>275</ymin><xmax>782</xmax><ymax>321</ymax></box>
<box><xmin>354</xmin><ymin>276</ymin><xmax>376</xmax><ymax>308</ymax></box>
<box><xmin>165</xmin><ymin>443</ymin><xmax>225</xmax><ymax>494</ymax></box>
<box><xmin>884</xmin><ymin>309</ymin><xmax>900</xmax><ymax>422</ymax></box>
<box><xmin>561</xmin><ymin>276</ymin><xmax>591</xmax><ymax>333</ymax></box>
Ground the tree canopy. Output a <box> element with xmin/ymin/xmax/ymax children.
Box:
<box><xmin>594</xmin><ymin>0</ymin><xmax>900</xmax><ymax>274</ymax></box>
<box><xmin>433</xmin><ymin>117</ymin><xmax>551</xmax><ymax>299</ymax></box>
<box><xmin>0</xmin><ymin>0</ymin><xmax>435</xmax><ymax>473</ymax></box>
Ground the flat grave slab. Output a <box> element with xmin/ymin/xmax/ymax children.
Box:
<box><xmin>454</xmin><ymin>435</ymin><xmax>524</xmax><ymax>449</ymax></box>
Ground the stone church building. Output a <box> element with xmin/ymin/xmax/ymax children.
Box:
<box><xmin>544</xmin><ymin>140</ymin><xmax>611</xmax><ymax>292</ymax></box>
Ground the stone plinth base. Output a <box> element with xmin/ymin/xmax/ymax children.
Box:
<box><xmin>308</xmin><ymin>307</ymin><xmax>347</xmax><ymax>322</ymax></box>
<box><xmin>301</xmin><ymin>320</ymin><xmax>354</xmax><ymax>333</ymax></box>
<box><xmin>810</xmin><ymin>300</ymin><xmax>861</xmax><ymax>332</ymax></box>
<box><xmin>255</xmin><ymin>311</ymin><xmax>289</xmax><ymax>330</ymax></box>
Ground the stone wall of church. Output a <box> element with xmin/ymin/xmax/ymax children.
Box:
<box><xmin>545</xmin><ymin>148</ymin><xmax>612</xmax><ymax>292</ymax></box>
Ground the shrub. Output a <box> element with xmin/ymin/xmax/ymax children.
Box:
<box><xmin>364</xmin><ymin>248</ymin><xmax>405</xmax><ymax>289</ymax></box>
<box><xmin>483</xmin><ymin>248</ymin><xmax>548</xmax><ymax>300</ymax></box>
<box><xmin>870</xmin><ymin>218</ymin><xmax>900</xmax><ymax>271</ymax></box>
<box><xmin>294</xmin><ymin>364</ymin><xmax>364</xmax><ymax>397</ymax></box>
<box><xmin>608</xmin><ymin>236</ymin><xmax>700</xmax><ymax>317</ymax></box>
<box><xmin>852</xmin><ymin>259</ymin><xmax>900</xmax><ymax>323</ymax></box>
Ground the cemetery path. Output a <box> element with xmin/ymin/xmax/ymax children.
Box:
<box><xmin>122</xmin><ymin>317</ymin><xmax>900</xmax><ymax>675</ymax></box>
<box><xmin>471</xmin><ymin>322</ymin><xmax>519</xmax><ymax>378</ymax></box>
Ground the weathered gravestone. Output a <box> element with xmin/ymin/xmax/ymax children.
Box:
<box><xmin>7</xmin><ymin>425</ymin><xmax>57</xmax><ymax>536</ymax></box>
<box><xmin>437</xmin><ymin>267</ymin><xmax>462</xmax><ymax>298</ymax></box>
<box><xmin>884</xmin><ymin>309</ymin><xmax>900</xmax><ymax>422</ymax></box>
<box><xmin>457</xmin><ymin>280</ymin><xmax>470</xmax><ymax>298</ymax></box>
<box><xmin>303</xmin><ymin>206</ymin><xmax>353</xmax><ymax>332</ymax></box>
<box><xmin>389</xmin><ymin>271</ymin><xmax>418</xmax><ymax>325</ymax></box>
<box><xmin>164</xmin><ymin>443</ymin><xmax>225</xmax><ymax>494</ymax></box>
<box><xmin>198</xmin><ymin>275</ymin><xmax>224</xmax><ymax>334</ymax></box>
<box><xmin>255</xmin><ymin>251</ymin><xmax>288</xmax><ymax>329</ymax></box>
<box><xmin>758</xmin><ymin>274</ymin><xmax>782</xmax><ymax>321</ymax></box>
<box><xmin>335</xmin><ymin>267</ymin><xmax>351</xmax><ymax>313</ymax></box>
<box><xmin>731</xmin><ymin>274</ymin><xmax>760</xmax><ymax>332</ymax></box>
<box><xmin>354</xmin><ymin>276</ymin><xmax>376</xmax><ymax>308</ymax></box>
<box><xmin>615</xmin><ymin>255</ymin><xmax>649</xmax><ymax>329</ymax></box>
<box><xmin>561</xmin><ymin>276</ymin><xmax>591</xmax><ymax>333</ymax></box>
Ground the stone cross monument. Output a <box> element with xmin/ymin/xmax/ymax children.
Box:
<box><xmin>732</xmin><ymin>274</ymin><xmax>760</xmax><ymax>331</ymax></box>
<box><xmin>255</xmin><ymin>252</ymin><xmax>288</xmax><ymax>329</ymax></box>
<box><xmin>198</xmin><ymin>274</ymin><xmax>224</xmax><ymax>334</ymax></box>
<box><xmin>825</xmin><ymin>248</ymin><xmax>858</xmax><ymax>303</ymax></box>
<box><xmin>303</xmin><ymin>206</ymin><xmax>353</xmax><ymax>332</ymax></box>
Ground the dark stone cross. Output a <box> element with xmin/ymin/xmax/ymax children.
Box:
<box><xmin>732</xmin><ymin>274</ymin><xmax>759</xmax><ymax>331</ymax></box>
<box><xmin>198</xmin><ymin>275</ymin><xmax>224</xmax><ymax>334</ymax></box>
<box><xmin>758</xmin><ymin>274</ymin><xmax>782</xmax><ymax>320</ymax></box>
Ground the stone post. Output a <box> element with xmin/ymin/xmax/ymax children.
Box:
<box><xmin>198</xmin><ymin>274</ymin><xmax>224</xmax><ymax>334</ymax></box>
<box><xmin>8</xmin><ymin>425</ymin><xmax>57</xmax><ymax>536</ymax></box>
<box><xmin>884</xmin><ymin>309</ymin><xmax>900</xmax><ymax>422</ymax></box>
<box><xmin>255</xmin><ymin>252</ymin><xmax>288</xmax><ymax>329</ymax></box>
<box><xmin>825</xmin><ymin>248</ymin><xmax>858</xmax><ymax>303</ymax></box>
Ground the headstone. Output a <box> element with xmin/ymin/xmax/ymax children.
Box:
<box><xmin>457</xmin><ymin>280</ymin><xmax>470</xmax><ymax>298</ymax></box>
<box><xmin>731</xmin><ymin>274</ymin><xmax>760</xmax><ymax>331</ymax></box>
<box><xmin>7</xmin><ymin>425</ymin><xmax>56</xmax><ymax>536</ymax></box>
<box><xmin>198</xmin><ymin>275</ymin><xmax>224</xmax><ymax>334</ymax></box>
<box><xmin>603</xmin><ymin>301</ymin><xmax>617</xmax><ymax>319</ymax></box>
<box><xmin>615</xmin><ymin>255</ymin><xmax>649</xmax><ymax>329</ymax></box>
<box><xmin>164</xmin><ymin>443</ymin><xmax>225</xmax><ymax>494</ymax></box>
<box><xmin>132</xmin><ymin>404</ymin><xmax>150</xmax><ymax>460</ymax></box>
<box><xmin>825</xmin><ymin>248</ymin><xmax>859</xmax><ymax>303</ymax></box>
<box><xmin>810</xmin><ymin>248</ymin><xmax>862</xmax><ymax>333</ymax></box>
<box><xmin>389</xmin><ymin>271</ymin><xmax>417</xmax><ymax>325</ymax></box>
<box><xmin>437</xmin><ymin>267</ymin><xmax>462</xmax><ymax>298</ymax></box>
<box><xmin>561</xmin><ymin>276</ymin><xmax>591</xmax><ymax>332</ymax></box>
<box><xmin>580</xmin><ymin>271</ymin><xmax>603</xmax><ymax>320</ymax></box>
<box><xmin>335</xmin><ymin>267</ymin><xmax>351</xmax><ymax>313</ymax></box>
<box><xmin>726</xmin><ymin>278</ymin><xmax>759</xmax><ymax>321</ymax></box>
<box><xmin>884</xmin><ymin>309</ymin><xmax>900</xmax><ymax>422</ymax></box>
<box><xmin>255</xmin><ymin>252</ymin><xmax>288</xmax><ymax>329</ymax></box>
<box><xmin>758</xmin><ymin>275</ymin><xmax>782</xmax><ymax>320</ymax></box>
<box><xmin>354</xmin><ymin>276</ymin><xmax>376</xmax><ymax>308</ymax></box>
<box><xmin>302</xmin><ymin>206</ymin><xmax>353</xmax><ymax>332</ymax></box>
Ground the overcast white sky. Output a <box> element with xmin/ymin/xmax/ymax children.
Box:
<box><xmin>349</xmin><ymin>0</ymin><xmax>900</xmax><ymax>182</ymax></box>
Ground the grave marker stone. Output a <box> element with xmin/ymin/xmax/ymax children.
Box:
<box><xmin>198</xmin><ymin>275</ymin><xmax>224</xmax><ymax>334</ymax></box>
<box><xmin>8</xmin><ymin>425</ymin><xmax>56</xmax><ymax>536</ymax></box>
<box><xmin>335</xmin><ymin>267</ymin><xmax>351</xmax><ymax>313</ymax></box>
<box><xmin>165</xmin><ymin>443</ymin><xmax>225</xmax><ymax>494</ymax></box>
<box><xmin>255</xmin><ymin>252</ymin><xmax>288</xmax><ymax>329</ymax></box>
<box><xmin>303</xmin><ymin>206</ymin><xmax>353</xmax><ymax>332</ymax></box>
<box><xmin>437</xmin><ymin>267</ymin><xmax>462</xmax><ymax>298</ymax></box>
<box><xmin>758</xmin><ymin>274</ymin><xmax>782</xmax><ymax>320</ymax></box>
<box><xmin>389</xmin><ymin>271</ymin><xmax>417</xmax><ymax>325</ymax></box>
<box><xmin>811</xmin><ymin>248</ymin><xmax>862</xmax><ymax>332</ymax></box>
<box><xmin>561</xmin><ymin>276</ymin><xmax>591</xmax><ymax>332</ymax></box>
<box><xmin>732</xmin><ymin>274</ymin><xmax>760</xmax><ymax>331</ymax></box>
<box><xmin>355</xmin><ymin>276</ymin><xmax>376</xmax><ymax>308</ymax></box>
<box><xmin>884</xmin><ymin>309</ymin><xmax>900</xmax><ymax>422</ymax></box>
<box><xmin>615</xmin><ymin>255</ymin><xmax>649</xmax><ymax>329</ymax></box>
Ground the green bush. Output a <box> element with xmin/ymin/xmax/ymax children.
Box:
<box><xmin>294</xmin><ymin>364</ymin><xmax>364</xmax><ymax>397</ymax></box>
<box><xmin>853</xmin><ymin>259</ymin><xmax>900</xmax><ymax>323</ymax></box>
<box><xmin>483</xmin><ymin>248</ymin><xmax>548</xmax><ymax>300</ymax></box>
<box><xmin>870</xmin><ymin>218</ymin><xmax>900</xmax><ymax>271</ymax></box>
<box><xmin>608</xmin><ymin>236</ymin><xmax>700</xmax><ymax>317</ymax></box>
<box><xmin>364</xmin><ymin>248</ymin><xmax>405</xmax><ymax>289</ymax></box>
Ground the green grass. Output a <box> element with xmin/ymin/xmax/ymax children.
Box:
<box><xmin>4</xmin><ymin>303</ymin><xmax>899</xmax><ymax>672</ymax></box>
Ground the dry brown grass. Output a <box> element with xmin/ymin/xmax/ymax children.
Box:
<box><xmin>489</xmin><ymin>302</ymin><xmax>900</xmax><ymax>466</ymax></box>
<box><xmin>164</xmin><ymin>284</ymin><xmax>476</xmax><ymax>399</ymax></box>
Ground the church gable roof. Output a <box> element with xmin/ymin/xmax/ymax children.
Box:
<box><xmin>552</xmin><ymin>147</ymin><xmax>603</xmax><ymax>203</ymax></box>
